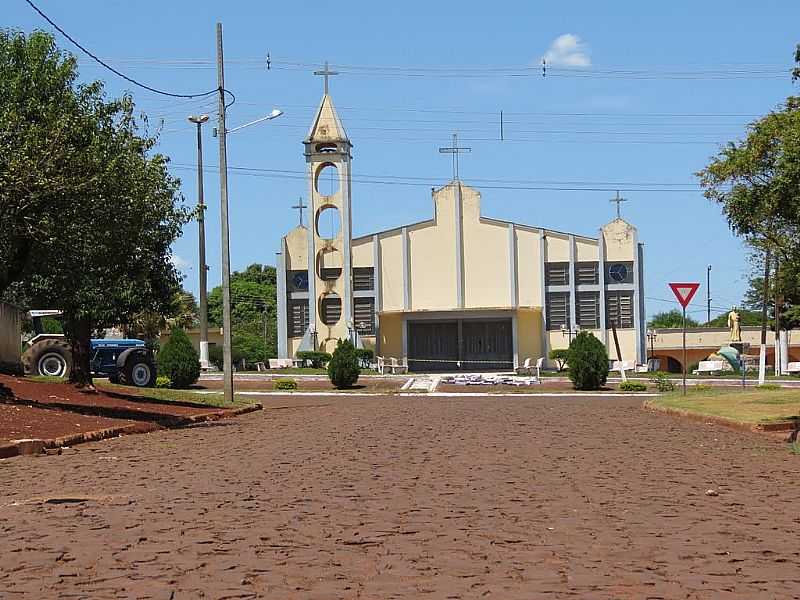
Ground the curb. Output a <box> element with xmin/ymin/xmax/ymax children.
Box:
<box><xmin>642</xmin><ymin>400</ymin><xmax>797</xmax><ymax>433</ymax></box>
<box><xmin>0</xmin><ymin>403</ymin><xmax>262</xmax><ymax>460</ymax></box>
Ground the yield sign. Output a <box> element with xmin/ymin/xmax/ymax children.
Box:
<box><xmin>669</xmin><ymin>282</ymin><xmax>700</xmax><ymax>309</ymax></box>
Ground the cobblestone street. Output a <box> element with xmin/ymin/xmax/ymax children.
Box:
<box><xmin>2</xmin><ymin>394</ymin><xmax>799</xmax><ymax>599</ymax></box>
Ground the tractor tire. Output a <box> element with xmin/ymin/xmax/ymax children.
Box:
<box><xmin>21</xmin><ymin>339</ymin><xmax>73</xmax><ymax>378</ymax></box>
<box><xmin>119</xmin><ymin>354</ymin><xmax>156</xmax><ymax>388</ymax></box>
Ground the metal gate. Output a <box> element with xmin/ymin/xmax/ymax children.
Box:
<box><xmin>407</xmin><ymin>318</ymin><xmax>513</xmax><ymax>372</ymax></box>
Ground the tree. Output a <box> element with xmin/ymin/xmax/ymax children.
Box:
<box><xmin>208</xmin><ymin>263</ymin><xmax>277</xmax><ymax>363</ymax></box>
<box><xmin>3</xmin><ymin>31</ymin><xmax>188</xmax><ymax>387</ymax></box>
<box><xmin>327</xmin><ymin>339</ymin><xmax>360</xmax><ymax>389</ymax></box>
<box><xmin>705</xmin><ymin>309</ymin><xmax>763</xmax><ymax>328</ymax></box>
<box><xmin>566</xmin><ymin>331</ymin><xmax>608</xmax><ymax>391</ymax></box>
<box><xmin>648</xmin><ymin>310</ymin><xmax>698</xmax><ymax>329</ymax></box>
<box><xmin>548</xmin><ymin>348</ymin><xmax>569</xmax><ymax>372</ymax></box>
<box><xmin>126</xmin><ymin>288</ymin><xmax>198</xmax><ymax>347</ymax></box>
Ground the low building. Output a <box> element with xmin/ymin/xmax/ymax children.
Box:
<box><xmin>276</xmin><ymin>86</ymin><xmax>646</xmax><ymax>371</ymax></box>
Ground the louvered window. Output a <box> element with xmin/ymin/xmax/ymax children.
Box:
<box><xmin>545</xmin><ymin>262</ymin><xmax>570</xmax><ymax>286</ymax></box>
<box><xmin>353</xmin><ymin>267</ymin><xmax>374</xmax><ymax>291</ymax></box>
<box><xmin>321</xmin><ymin>295</ymin><xmax>342</xmax><ymax>325</ymax></box>
<box><xmin>353</xmin><ymin>297</ymin><xmax>375</xmax><ymax>335</ymax></box>
<box><xmin>577</xmin><ymin>292</ymin><xmax>600</xmax><ymax>329</ymax></box>
<box><xmin>320</xmin><ymin>267</ymin><xmax>341</xmax><ymax>281</ymax></box>
<box><xmin>576</xmin><ymin>262</ymin><xmax>599</xmax><ymax>285</ymax></box>
<box><xmin>606</xmin><ymin>291</ymin><xmax>634</xmax><ymax>329</ymax></box>
<box><xmin>546</xmin><ymin>292</ymin><xmax>570</xmax><ymax>330</ymax></box>
<box><xmin>288</xmin><ymin>300</ymin><xmax>309</xmax><ymax>338</ymax></box>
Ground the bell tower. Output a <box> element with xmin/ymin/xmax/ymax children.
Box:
<box><xmin>304</xmin><ymin>74</ymin><xmax>353</xmax><ymax>353</ymax></box>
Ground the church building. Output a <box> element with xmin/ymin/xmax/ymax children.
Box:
<box><xmin>276</xmin><ymin>87</ymin><xmax>646</xmax><ymax>371</ymax></box>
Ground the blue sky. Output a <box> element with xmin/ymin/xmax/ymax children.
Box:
<box><xmin>7</xmin><ymin>1</ymin><xmax>800</xmax><ymax>320</ymax></box>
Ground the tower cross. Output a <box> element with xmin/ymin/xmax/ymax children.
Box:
<box><xmin>313</xmin><ymin>61</ymin><xmax>339</xmax><ymax>95</ymax></box>
<box><xmin>610</xmin><ymin>190</ymin><xmax>627</xmax><ymax>219</ymax></box>
<box><xmin>438</xmin><ymin>133</ymin><xmax>472</xmax><ymax>181</ymax></box>
<box><xmin>291</xmin><ymin>196</ymin><xmax>307</xmax><ymax>226</ymax></box>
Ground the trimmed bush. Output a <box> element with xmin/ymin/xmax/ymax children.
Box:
<box><xmin>566</xmin><ymin>331</ymin><xmax>609</xmax><ymax>391</ymax></box>
<box><xmin>755</xmin><ymin>383</ymin><xmax>781</xmax><ymax>390</ymax></box>
<box><xmin>296</xmin><ymin>350</ymin><xmax>332</xmax><ymax>368</ymax></box>
<box><xmin>548</xmin><ymin>349</ymin><xmax>569</xmax><ymax>372</ymax></box>
<box><xmin>274</xmin><ymin>378</ymin><xmax>298</xmax><ymax>391</ymax></box>
<box><xmin>327</xmin><ymin>339</ymin><xmax>360</xmax><ymax>389</ymax></box>
<box><xmin>619</xmin><ymin>380</ymin><xmax>647</xmax><ymax>392</ymax></box>
<box><xmin>157</xmin><ymin>328</ymin><xmax>200</xmax><ymax>389</ymax></box>
<box><xmin>649</xmin><ymin>371</ymin><xmax>675</xmax><ymax>392</ymax></box>
<box><xmin>355</xmin><ymin>348</ymin><xmax>374</xmax><ymax>368</ymax></box>
<box><xmin>155</xmin><ymin>376</ymin><xmax>172</xmax><ymax>389</ymax></box>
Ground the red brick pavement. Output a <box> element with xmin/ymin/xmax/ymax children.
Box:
<box><xmin>1</xmin><ymin>394</ymin><xmax>799</xmax><ymax>599</ymax></box>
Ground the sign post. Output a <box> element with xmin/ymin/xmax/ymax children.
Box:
<box><xmin>669</xmin><ymin>282</ymin><xmax>700</xmax><ymax>395</ymax></box>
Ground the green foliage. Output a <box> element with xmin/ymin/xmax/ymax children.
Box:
<box><xmin>208</xmin><ymin>263</ymin><xmax>277</xmax><ymax>358</ymax></box>
<box><xmin>649</xmin><ymin>372</ymin><xmax>676</xmax><ymax>392</ymax></box>
<box><xmin>208</xmin><ymin>344</ymin><xmax>246</xmax><ymax>371</ymax></box>
<box><xmin>157</xmin><ymin>328</ymin><xmax>200</xmax><ymax>389</ymax></box>
<box><xmin>232</xmin><ymin>332</ymin><xmax>267</xmax><ymax>368</ymax></box>
<box><xmin>1</xmin><ymin>31</ymin><xmax>188</xmax><ymax>386</ymax></box>
<box><xmin>705</xmin><ymin>308</ymin><xmax>763</xmax><ymax>328</ymax></box>
<box><xmin>619</xmin><ymin>380</ymin><xmax>647</xmax><ymax>392</ymax></box>
<box><xmin>648</xmin><ymin>310</ymin><xmax>698</xmax><ymax>329</ymax></box>
<box><xmin>296</xmin><ymin>351</ymin><xmax>332</xmax><ymax>368</ymax></box>
<box><xmin>155</xmin><ymin>376</ymin><xmax>172</xmax><ymax>389</ymax></box>
<box><xmin>355</xmin><ymin>348</ymin><xmax>374</xmax><ymax>368</ymax></box>
<box><xmin>566</xmin><ymin>331</ymin><xmax>609</xmax><ymax>391</ymax></box>
<box><xmin>548</xmin><ymin>348</ymin><xmax>569</xmax><ymax>371</ymax></box>
<box><xmin>755</xmin><ymin>383</ymin><xmax>782</xmax><ymax>390</ymax></box>
<box><xmin>327</xmin><ymin>339</ymin><xmax>360</xmax><ymax>389</ymax></box>
<box><xmin>274</xmin><ymin>378</ymin><xmax>298</xmax><ymax>391</ymax></box>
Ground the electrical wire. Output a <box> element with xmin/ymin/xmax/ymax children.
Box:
<box><xmin>24</xmin><ymin>0</ymin><xmax>233</xmax><ymax>103</ymax></box>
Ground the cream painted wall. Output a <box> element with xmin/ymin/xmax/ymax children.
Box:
<box><xmin>461</xmin><ymin>186</ymin><xmax>510</xmax><ymax>308</ymax></box>
<box><xmin>352</xmin><ymin>237</ymin><xmax>373</xmax><ymax>268</ymax></box>
<box><xmin>516</xmin><ymin>228</ymin><xmax>542</xmax><ymax>307</ymax></box>
<box><xmin>379</xmin><ymin>312</ymin><xmax>403</xmax><ymax>358</ymax></box>
<box><xmin>544</xmin><ymin>233</ymin><xmax>570</xmax><ymax>262</ymax></box>
<box><xmin>408</xmin><ymin>189</ymin><xmax>457</xmax><ymax>310</ymax></box>
<box><xmin>575</xmin><ymin>238</ymin><xmax>599</xmax><ymax>261</ymax></box>
<box><xmin>379</xmin><ymin>233</ymin><xmax>404</xmax><ymax>311</ymax></box>
<box><xmin>602</xmin><ymin>218</ymin><xmax>636</xmax><ymax>262</ymax></box>
<box><xmin>545</xmin><ymin>328</ymin><xmax>638</xmax><ymax>364</ymax></box>
<box><xmin>517</xmin><ymin>309</ymin><xmax>543</xmax><ymax>361</ymax></box>
<box><xmin>284</xmin><ymin>226</ymin><xmax>308</xmax><ymax>271</ymax></box>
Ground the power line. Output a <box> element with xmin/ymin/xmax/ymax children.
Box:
<box><xmin>24</xmin><ymin>0</ymin><xmax>228</xmax><ymax>101</ymax></box>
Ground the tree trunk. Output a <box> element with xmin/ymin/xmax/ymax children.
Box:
<box><xmin>65</xmin><ymin>317</ymin><xmax>95</xmax><ymax>391</ymax></box>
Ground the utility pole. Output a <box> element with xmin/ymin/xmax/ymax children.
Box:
<box><xmin>774</xmin><ymin>257</ymin><xmax>782</xmax><ymax>376</ymax></box>
<box><xmin>216</xmin><ymin>22</ymin><xmax>233</xmax><ymax>403</ymax></box>
<box><xmin>188</xmin><ymin>114</ymin><xmax>210</xmax><ymax>370</ymax></box>
<box><xmin>758</xmin><ymin>249</ymin><xmax>771</xmax><ymax>385</ymax></box>
<box><xmin>706</xmin><ymin>265</ymin><xmax>712</xmax><ymax>324</ymax></box>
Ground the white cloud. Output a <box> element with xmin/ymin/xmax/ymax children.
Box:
<box><xmin>171</xmin><ymin>254</ymin><xmax>191</xmax><ymax>272</ymax></box>
<box><xmin>542</xmin><ymin>34</ymin><xmax>591</xmax><ymax>68</ymax></box>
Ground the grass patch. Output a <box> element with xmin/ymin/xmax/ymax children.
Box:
<box><xmin>97</xmin><ymin>381</ymin><xmax>255</xmax><ymax>408</ymax></box>
<box><xmin>650</xmin><ymin>387</ymin><xmax>800</xmax><ymax>424</ymax></box>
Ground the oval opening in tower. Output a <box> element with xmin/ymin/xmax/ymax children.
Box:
<box><xmin>316</xmin><ymin>247</ymin><xmax>343</xmax><ymax>281</ymax></box>
<box><xmin>315</xmin><ymin>163</ymin><xmax>340</xmax><ymax>196</ymax></box>
<box><xmin>316</xmin><ymin>205</ymin><xmax>341</xmax><ymax>240</ymax></box>
<box><xmin>320</xmin><ymin>293</ymin><xmax>342</xmax><ymax>326</ymax></box>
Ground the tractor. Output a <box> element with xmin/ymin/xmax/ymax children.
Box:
<box><xmin>21</xmin><ymin>310</ymin><xmax>157</xmax><ymax>387</ymax></box>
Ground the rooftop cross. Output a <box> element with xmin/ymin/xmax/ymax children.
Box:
<box><xmin>438</xmin><ymin>133</ymin><xmax>471</xmax><ymax>181</ymax></box>
<box><xmin>610</xmin><ymin>190</ymin><xmax>628</xmax><ymax>219</ymax></box>
<box><xmin>291</xmin><ymin>196</ymin><xmax>307</xmax><ymax>227</ymax></box>
<box><xmin>313</xmin><ymin>60</ymin><xmax>339</xmax><ymax>95</ymax></box>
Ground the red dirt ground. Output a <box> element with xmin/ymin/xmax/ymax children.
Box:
<box><xmin>0</xmin><ymin>403</ymin><xmax>135</xmax><ymax>445</ymax></box>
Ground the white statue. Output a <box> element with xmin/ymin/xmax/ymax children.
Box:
<box><xmin>727</xmin><ymin>308</ymin><xmax>741</xmax><ymax>343</ymax></box>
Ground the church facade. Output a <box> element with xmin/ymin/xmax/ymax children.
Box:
<box><xmin>276</xmin><ymin>90</ymin><xmax>646</xmax><ymax>371</ymax></box>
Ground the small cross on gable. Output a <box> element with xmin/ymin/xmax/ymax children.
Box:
<box><xmin>313</xmin><ymin>61</ymin><xmax>339</xmax><ymax>95</ymax></box>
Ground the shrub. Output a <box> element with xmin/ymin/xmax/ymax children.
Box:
<box><xmin>155</xmin><ymin>376</ymin><xmax>172</xmax><ymax>389</ymax></box>
<box><xmin>274</xmin><ymin>378</ymin><xmax>298</xmax><ymax>391</ymax></box>
<box><xmin>296</xmin><ymin>350</ymin><xmax>332</xmax><ymax>368</ymax></box>
<box><xmin>327</xmin><ymin>339</ymin><xmax>360</xmax><ymax>389</ymax></box>
<box><xmin>355</xmin><ymin>348</ymin><xmax>374</xmax><ymax>368</ymax></box>
<box><xmin>208</xmin><ymin>345</ymin><xmax>245</xmax><ymax>371</ymax></box>
<box><xmin>619</xmin><ymin>380</ymin><xmax>647</xmax><ymax>392</ymax></box>
<box><xmin>566</xmin><ymin>331</ymin><xmax>609</xmax><ymax>391</ymax></box>
<box><xmin>649</xmin><ymin>371</ymin><xmax>675</xmax><ymax>392</ymax></box>
<box><xmin>755</xmin><ymin>383</ymin><xmax>781</xmax><ymax>390</ymax></box>
<box><xmin>157</xmin><ymin>328</ymin><xmax>200</xmax><ymax>389</ymax></box>
<box><xmin>690</xmin><ymin>384</ymin><xmax>714</xmax><ymax>393</ymax></box>
<box><xmin>548</xmin><ymin>349</ymin><xmax>569</xmax><ymax>372</ymax></box>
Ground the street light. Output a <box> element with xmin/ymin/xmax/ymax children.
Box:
<box><xmin>647</xmin><ymin>329</ymin><xmax>657</xmax><ymax>368</ymax></box>
<box><xmin>188</xmin><ymin>114</ymin><xmax>210</xmax><ymax>370</ymax></box>
<box><xmin>216</xmin><ymin>108</ymin><xmax>284</xmax><ymax>135</ymax></box>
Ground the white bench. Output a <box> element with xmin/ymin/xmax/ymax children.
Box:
<box><xmin>516</xmin><ymin>357</ymin><xmax>543</xmax><ymax>380</ymax></box>
<box><xmin>786</xmin><ymin>362</ymin><xmax>800</xmax><ymax>374</ymax></box>
<box><xmin>694</xmin><ymin>360</ymin><xmax>725</xmax><ymax>375</ymax></box>
<box><xmin>268</xmin><ymin>358</ymin><xmax>294</xmax><ymax>369</ymax></box>
<box><xmin>611</xmin><ymin>360</ymin><xmax>636</xmax><ymax>373</ymax></box>
<box><xmin>377</xmin><ymin>356</ymin><xmax>408</xmax><ymax>375</ymax></box>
